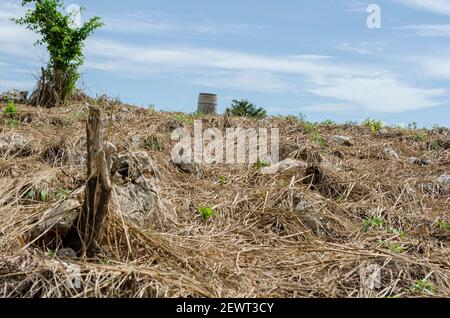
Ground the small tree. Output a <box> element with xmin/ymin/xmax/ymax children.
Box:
<box><xmin>13</xmin><ymin>0</ymin><xmax>103</xmax><ymax>107</ymax></box>
<box><xmin>229</xmin><ymin>99</ymin><xmax>267</xmax><ymax>118</ymax></box>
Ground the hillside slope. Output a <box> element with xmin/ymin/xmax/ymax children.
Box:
<box><xmin>0</xmin><ymin>100</ymin><xmax>449</xmax><ymax>298</ymax></box>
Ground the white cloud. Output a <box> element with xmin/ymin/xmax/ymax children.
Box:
<box><xmin>101</xmin><ymin>12</ymin><xmax>260</xmax><ymax>36</ymax></box>
<box><xmin>414</xmin><ymin>54</ymin><xmax>450</xmax><ymax>79</ymax></box>
<box><xmin>193</xmin><ymin>71</ymin><xmax>292</xmax><ymax>93</ymax></box>
<box><xmin>84</xmin><ymin>39</ymin><xmax>371</xmax><ymax>78</ymax></box>
<box><xmin>0</xmin><ymin>79</ymin><xmax>34</xmax><ymax>90</ymax></box>
<box><xmin>394</xmin><ymin>0</ymin><xmax>450</xmax><ymax>15</ymax></box>
<box><xmin>397</xmin><ymin>24</ymin><xmax>450</xmax><ymax>37</ymax></box>
<box><xmin>309</xmin><ymin>76</ymin><xmax>446</xmax><ymax>112</ymax></box>
<box><xmin>0</xmin><ymin>1</ymin><xmax>41</xmax><ymax>59</ymax></box>
<box><xmin>299</xmin><ymin>103</ymin><xmax>358</xmax><ymax>112</ymax></box>
<box><xmin>337</xmin><ymin>42</ymin><xmax>386</xmax><ymax>55</ymax></box>
<box><xmin>82</xmin><ymin>39</ymin><xmax>447</xmax><ymax>113</ymax></box>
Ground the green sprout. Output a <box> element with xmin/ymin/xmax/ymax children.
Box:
<box><xmin>363</xmin><ymin>216</ymin><xmax>384</xmax><ymax>232</ymax></box>
<box><xmin>199</xmin><ymin>207</ymin><xmax>215</xmax><ymax>220</ymax></box>
<box><xmin>6</xmin><ymin>98</ymin><xmax>17</xmax><ymax>114</ymax></box>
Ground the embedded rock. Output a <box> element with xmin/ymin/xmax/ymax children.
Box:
<box><xmin>0</xmin><ymin>89</ymin><xmax>28</xmax><ymax>103</ymax></box>
<box><xmin>331</xmin><ymin>135</ymin><xmax>353</xmax><ymax>147</ymax></box>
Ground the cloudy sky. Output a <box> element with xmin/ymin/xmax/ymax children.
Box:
<box><xmin>1</xmin><ymin>0</ymin><xmax>450</xmax><ymax>127</ymax></box>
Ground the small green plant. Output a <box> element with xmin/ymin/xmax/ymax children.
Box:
<box><xmin>321</xmin><ymin>119</ymin><xmax>336</xmax><ymax>126</ymax></box>
<box><xmin>429</xmin><ymin>140</ymin><xmax>442</xmax><ymax>150</ymax></box>
<box><xmin>362</xmin><ymin>118</ymin><xmax>383</xmax><ymax>133</ymax></box>
<box><xmin>45</xmin><ymin>248</ymin><xmax>55</xmax><ymax>257</ymax></box>
<box><xmin>310</xmin><ymin>130</ymin><xmax>327</xmax><ymax>146</ymax></box>
<box><xmin>218</xmin><ymin>176</ymin><xmax>227</xmax><ymax>186</ymax></box>
<box><xmin>144</xmin><ymin>135</ymin><xmax>162</xmax><ymax>151</ymax></box>
<box><xmin>344</xmin><ymin>120</ymin><xmax>358</xmax><ymax>125</ymax></box>
<box><xmin>363</xmin><ymin>216</ymin><xmax>384</xmax><ymax>232</ymax></box>
<box><xmin>6</xmin><ymin>99</ymin><xmax>17</xmax><ymax>114</ymax></box>
<box><xmin>147</xmin><ymin>104</ymin><xmax>156</xmax><ymax>113</ymax></box>
<box><xmin>411</xmin><ymin>279</ymin><xmax>435</xmax><ymax>294</ymax></box>
<box><xmin>193</xmin><ymin>110</ymin><xmax>204</xmax><ymax>117</ymax></box>
<box><xmin>389</xmin><ymin>227</ymin><xmax>406</xmax><ymax>238</ymax></box>
<box><xmin>229</xmin><ymin>99</ymin><xmax>267</xmax><ymax>118</ymax></box>
<box><xmin>408</xmin><ymin>122</ymin><xmax>418</xmax><ymax>130</ymax></box>
<box><xmin>382</xmin><ymin>241</ymin><xmax>405</xmax><ymax>254</ymax></box>
<box><xmin>436</xmin><ymin>220</ymin><xmax>450</xmax><ymax>231</ymax></box>
<box><xmin>5</xmin><ymin>119</ymin><xmax>20</xmax><ymax>128</ymax></box>
<box><xmin>199</xmin><ymin>207</ymin><xmax>215</xmax><ymax>220</ymax></box>
<box><xmin>302</xmin><ymin>122</ymin><xmax>326</xmax><ymax>146</ymax></box>
<box><xmin>254</xmin><ymin>159</ymin><xmax>271</xmax><ymax>171</ymax></box>
<box><xmin>24</xmin><ymin>189</ymin><xmax>52</xmax><ymax>202</ymax></box>
<box><xmin>298</xmin><ymin>113</ymin><xmax>307</xmax><ymax>122</ymax></box>
<box><xmin>175</xmin><ymin>113</ymin><xmax>190</xmax><ymax>126</ymax></box>
<box><xmin>53</xmin><ymin>189</ymin><xmax>69</xmax><ymax>201</ymax></box>
<box><xmin>414</xmin><ymin>133</ymin><xmax>427</xmax><ymax>142</ymax></box>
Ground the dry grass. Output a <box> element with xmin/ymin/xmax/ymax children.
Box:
<box><xmin>0</xmin><ymin>100</ymin><xmax>449</xmax><ymax>298</ymax></box>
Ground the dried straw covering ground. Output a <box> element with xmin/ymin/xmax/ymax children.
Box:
<box><xmin>0</xmin><ymin>99</ymin><xmax>449</xmax><ymax>298</ymax></box>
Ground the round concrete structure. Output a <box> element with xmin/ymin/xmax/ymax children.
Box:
<box><xmin>197</xmin><ymin>93</ymin><xmax>218</xmax><ymax>115</ymax></box>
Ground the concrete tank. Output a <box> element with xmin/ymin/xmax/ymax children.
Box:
<box><xmin>197</xmin><ymin>93</ymin><xmax>218</xmax><ymax>115</ymax></box>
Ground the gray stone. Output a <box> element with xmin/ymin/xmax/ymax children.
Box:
<box><xmin>436</xmin><ymin>174</ymin><xmax>450</xmax><ymax>195</ymax></box>
<box><xmin>259</xmin><ymin>159</ymin><xmax>307</xmax><ymax>175</ymax></box>
<box><xmin>112</xmin><ymin>151</ymin><xmax>174</xmax><ymax>223</ymax></box>
<box><xmin>331</xmin><ymin>135</ymin><xmax>353</xmax><ymax>146</ymax></box>
<box><xmin>0</xmin><ymin>134</ymin><xmax>33</xmax><ymax>156</ymax></box>
<box><xmin>175</xmin><ymin>161</ymin><xmax>204</xmax><ymax>178</ymax></box>
<box><xmin>383</xmin><ymin>147</ymin><xmax>399</xmax><ymax>160</ymax></box>
<box><xmin>0</xmin><ymin>89</ymin><xmax>28</xmax><ymax>103</ymax></box>
<box><xmin>407</xmin><ymin>157</ymin><xmax>430</xmax><ymax>166</ymax></box>
<box><xmin>56</xmin><ymin>248</ymin><xmax>77</xmax><ymax>259</ymax></box>
<box><xmin>28</xmin><ymin>199</ymin><xmax>81</xmax><ymax>241</ymax></box>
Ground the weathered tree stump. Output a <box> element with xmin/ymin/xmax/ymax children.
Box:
<box><xmin>66</xmin><ymin>106</ymin><xmax>116</xmax><ymax>257</ymax></box>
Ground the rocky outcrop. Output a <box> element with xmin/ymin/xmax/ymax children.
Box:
<box><xmin>331</xmin><ymin>135</ymin><xmax>353</xmax><ymax>146</ymax></box>
<box><xmin>383</xmin><ymin>147</ymin><xmax>399</xmax><ymax>160</ymax></box>
<box><xmin>0</xmin><ymin>89</ymin><xmax>28</xmax><ymax>103</ymax></box>
<box><xmin>420</xmin><ymin>174</ymin><xmax>450</xmax><ymax>196</ymax></box>
<box><xmin>28</xmin><ymin>151</ymin><xmax>175</xmax><ymax>244</ymax></box>
<box><xmin>0</xmin><ymin>134</ymin><xmax>34</xmax><ymax>157</ymax></box>
<box><xmin>111</xmin><ymin>151</ymin><xmax>174</xmax><ymax>224</ymax></box>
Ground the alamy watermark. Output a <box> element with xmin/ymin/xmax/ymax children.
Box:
<box><xmin>65</xmin><ymin>263</ymin><xmax>81</xmax><ymax>290</ymax></box>
<box><xmin>363</xmin><ymin>264</ymin><xmax>382</xmax><ymax>290</ymax></box>
<box><xmin>367</xmin><ymin>4</ymin><xmax>381</xmax><ymax>29</ymax></box>
<box><xmin>171</xmin><ymin>120</ymin><xmax>279</xmax><ymax>166</ymax></box>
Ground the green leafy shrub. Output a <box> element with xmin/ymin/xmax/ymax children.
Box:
<box><xmin>363</xmin><ymin>216</ymin><xmax>384</xmax><ymax>232</ymax></box>
<box><xmin>199</xmin><ymin>207</ymin><xmax>215</xmax><ymax>220</ymax></box>
<box><xmin>13</xmin><ymin>0</ymin><xmax>103</xmax><ymax>106</ymax></box>
<box><xmin>174</xmin><ymin>113</ymin><xmax>190</xmax><ymax>126</ymax></box>
<box><xmin>411</xmin><ymin>279</ymin><xmax>435</xmax><ymax>294</ymax></box>
<box><xmin>218</xmin><ymin>176</ymin><xmax>227</xmax><ymax>186</ymax></box>
<box><xmin>321</xmin><ymin>119</ymin><xmax>336</xmax><ymax>126</ymax></box>
<box><xmin>303</xmin><ymin>122</ymin><xmax>326</xmax><ymax>146</ymax></box>
<box><xmin>254</xmin><ymin>159</ymin><xmax>271</xmax><ymax>171</ymax></box>
<box><xmin>5</xmin><ymin>119</ymin><xmax>20</xmax><ymax>128</ymax></box>
<box><xmin>229</xmin><ymin>99</ymin><xmax>267</xmax><ymax>118</ymax></box>
<box><xmin>6</xmin><ymin>99</ymin><xmax>17</xmax><ymax>114</ymax></box>
<box><xmin>362</xmin><ymin>118</ymin><xmax>383</xmax><ymax>133</ymax></box>
<box><xmin>436</xmin><ymin>220</ymin><xmax>450</xmax><ymax>231</ymax></box>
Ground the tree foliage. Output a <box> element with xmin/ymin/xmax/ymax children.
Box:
<box><xmin>13</xmin><ymin>0</ymin><xmax>103</xmax><ymax>106</ymax></box>
<box><xmin>229</xmin><ymin>99</ymin><xmax>267</xmax><ymax>118</ymax></box>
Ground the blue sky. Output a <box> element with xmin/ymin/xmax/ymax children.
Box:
<box><xmin>1</xmin><ymin>0</ymin><xmax>450</xmax><ymax>127</ymax></box>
